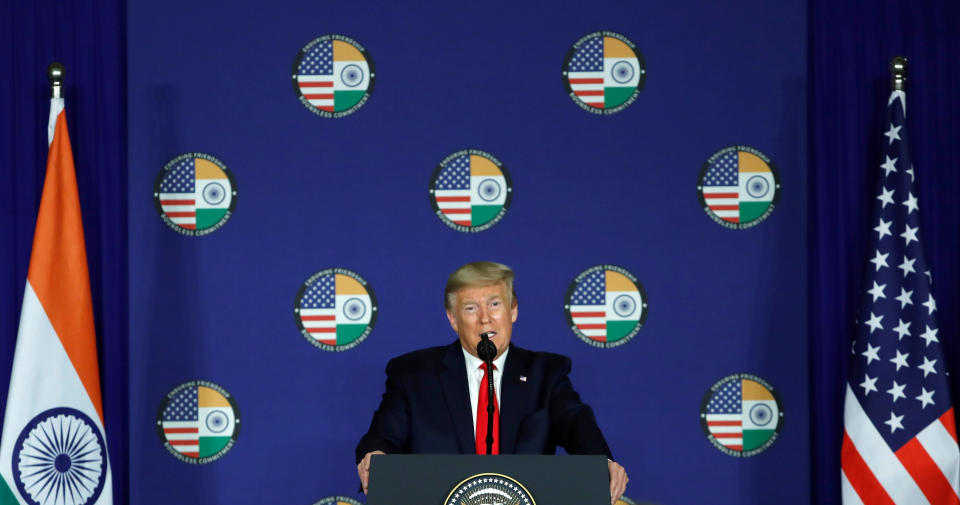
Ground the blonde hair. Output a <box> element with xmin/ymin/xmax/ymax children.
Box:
<box><xmin>444</xmin><ymin>261</ymin><xmax>516</xmax><ymax>309</ymax></box>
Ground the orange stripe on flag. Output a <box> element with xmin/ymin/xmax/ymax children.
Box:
<box><xmin>26</xmin><ymin>111</ymin><xmax>104</xmax><ymax>422</ymax></box>
<box><xmin>841</xmin><ymin>431</ymin><xmax>896</xmax><ymax>505</ymax></box>
<box><xmin>896</xmin><ymin>437</ymin><xmax>960</xmax><ymax>505</ymax></box>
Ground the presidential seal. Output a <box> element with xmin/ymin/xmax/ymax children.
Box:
<box><xmin>12</xmin><ymin>407</ymin><xmax>108</xmax><ymax>505</ymax></box>
<box><xmin>312</xmin><ymin>496</ymin><xmax>363</xmax><ymax>505</ymax></box>
<box><xmin>697</xmin><ymin>146</ymin><xmax>780</xmax><ymax>229</ymax></box>
<box><xmin>156</xmin><ymin>380</ymin><xmax>240</xmax><ymax>464</ymax></box>
<box><xmin>562</xmin><ymin>31</ymin><xmax>646</xmax><ymax>115</ymax></box>
<box><xmin>292</xmin><ymin>34</ymin><xmax>375</xmax><ymax>118</ymax></box>
<box><xmin>565</xmin><ymin>265</ymin><xmax>648</xmax><ymax>348</ymax></box>
<box><xmin>429</xmin><ymin>149</ymin><xmax>512</xmax><ymax>232</ymax></box>
<box><xmin>294</xmin><ymin>268</ymin><xmax>378</xmax><ymax>351</ymax></box>
<box><xmin>153</xmin><ymin>153</ymin><xmax>237</xmax><ymax>236</ymax></box>
<box><xmin>444</xmin><ymin>473</ymin><xmax>535</xmax><ymax>505</ymax></box>
<box><xmin>700</xmin><ymin>373</ymin><xmax>784</xmax><ymax>457</ymax></box>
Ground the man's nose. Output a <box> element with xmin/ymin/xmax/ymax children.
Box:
<box><xmin>478</xmin><ymin>306</ymin><xmax>492</xmax><ymax>323</ymax></box>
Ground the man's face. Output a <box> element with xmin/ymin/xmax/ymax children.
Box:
<box><xmin>446</xmin><ymin>282</ymin><xmax>518</xmax><ymax>360</ymax></box>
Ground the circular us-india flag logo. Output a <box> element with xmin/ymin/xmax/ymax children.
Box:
<box><xmin>700</xmin><ymin>373</ymin><xmax>783</xmax><ymax>457</ymax></box>
<box><xmin>157</xmin><ymin>380</ymin><xmax>240</xmax><ymax>464</ymax></box>
<box><xmin>294</xmin><ymin>268</ymin><xmax>378</xmax><ymax>351</ymax></box>
<box><xmin>564</xmin><ymin>265</ymin><xmax>648</xmax><ymax>348</ymax></box>
<box><xmin>429</xmin><ymin>149</ymin><xmax>512</xmax><ymax>233</ymax></box>
<box><xmin>697</xmin><ymin>146</ymin><xmax>780</xmax><ymax>229</ymax></box>
<box><xmin>292</xmin><ymin>34</ymin><xmax>375</xmax><ymax>118</ymax></box>
<box><xmin>562</xmin><ymin>31</ymin><xmax>646</xmax><ymax>114</ymax></box>
<box><xmin>154</xmin><ymin>153</ymin><xmax>237</xmax><ymax>236</ymax></box>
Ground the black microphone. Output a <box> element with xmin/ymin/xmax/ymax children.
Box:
<box><xmin>477</xmin><ymin>332</ymin><xmax>497</xmax><ymax>455</ymax></box>
<box><xmin>477</xmin><ymin>332</ymin><xmax>497</xmax><ymax>361</ymax></box>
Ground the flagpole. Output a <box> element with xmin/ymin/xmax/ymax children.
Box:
<box><xmin>48</xmin><ymin>61</ymin><xmax>64</xmax><ymax>98</ymax></box>
<box><xmin>889</xmin><ymin>56</ymin><xmax>907</xmax><ymax>92</ymax></box>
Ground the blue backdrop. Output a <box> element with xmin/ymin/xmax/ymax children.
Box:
<box><xmin>1</xmin><ymin>1</ymin><xmax>958</xmax><ymax>504</ymax></box>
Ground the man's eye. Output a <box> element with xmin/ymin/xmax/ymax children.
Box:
<box><xmin>490</xmin><ymin>301</ymin><xmax>502</xmax><ymax>308</ymax></box>
<box><xmin>464</xmin><ymin>305</ymin><xmax>477</xmax><ymax>312</ymax></box>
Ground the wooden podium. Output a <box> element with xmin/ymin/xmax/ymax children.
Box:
<box><xmin>367</xmin><ymin>454</ymin><xmax>609</xmax><ymax>505</ymax></box>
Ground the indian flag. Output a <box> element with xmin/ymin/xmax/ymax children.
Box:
<box><xmin>333</xmin><ymin>274</ymin><xmax>373</xmax><ymax>345</ymax></box>
<box><xmin>468</xmin><ymin>155</ymin><xmax>508</xmax><ymax>227</ymax></box>
<box><xmin>194</xmin><ymin>158</ymin><xmax>232</xmax><ymax>230</ymax></box>
<box><xmin>741</xmin><ymin>379</ymin><xmax>780</xmax><ymax>450</ymax></box>
<box><xmin>0</xmin><ymin>98</ymin><xmax>113</xmax><ymax>504</ymax></box>
<box><xmin>601</xmin><ymin>37</ymin><xmax>641</xmax><ymax>109</ymax></box>
<box><xmin>332</xmin><ymin>40</ymin><xmax>370</xmax><ymax>112</ymax></box>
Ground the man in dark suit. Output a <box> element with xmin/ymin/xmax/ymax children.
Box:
<box><xmin>356</xmin><ymin>262</ymin><xmax>628</xmax><ymax>503</ymax></box>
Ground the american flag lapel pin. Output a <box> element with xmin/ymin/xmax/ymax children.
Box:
<box><xmin>519</xmin><ymin>375</ymin><xmax>527</xmax><ymax>382</ymax></box>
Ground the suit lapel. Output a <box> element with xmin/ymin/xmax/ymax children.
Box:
<box><xmin>439</xmin><ymin>341</ymin><xmax>475</xmax><ymax>453</ymax></box>
<box><xmin>499</xmin><ymin>345</ymin><xmax>532</xmax><ymax>454</ymax></box>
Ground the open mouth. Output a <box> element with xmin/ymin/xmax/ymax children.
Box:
<box><xmin>480</xmin><ymin>331</ymin><xmax>497</xmax><ymax>339</ymax></box>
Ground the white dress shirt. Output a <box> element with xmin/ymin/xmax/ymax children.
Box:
<box><xmin>462</xmin><ymin>346</ymin><xmax>508</xmax><ymax>437</ymax></box>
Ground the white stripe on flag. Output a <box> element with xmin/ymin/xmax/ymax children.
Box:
<box><xmin>570</xmin><ymin>304</ymin><xmax>605</xmax><ymax>337</ymax></box>
<box><xmin>568</xmin><ymin>71</ymin><xmax>604</xmax><ymax>105</ymax></box>
<box><xmin>843</xmin><ymin>385</ymin><xmax>930</xmax><ymax>504</ymax></box>
<box><xmin>435</xmin><ymin>189</ymin><xmax>471</xmax><ymax>225</ymax></box>
<box><xmin>916</xmin><ymin>418</ymin><xmax>960</xmax><ymax>497</ymax></box>
<box><xmin>0</xmin><ymin>284</ymin><xmax>113</xmax><ymax>502</ymax></box>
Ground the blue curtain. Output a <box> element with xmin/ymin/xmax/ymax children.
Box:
<box><xmin>0</xmin><ymin>1</ymin><xmax>128</xmax><ymax>503</ymax></box>
<box><xmin>808</xmin><ymin>0</ymin><xmax>960</xmax><ymax>503</ymax></box>
<box><xmin>2</xmin><ymin>1</ymin><xmax>959</xmax><ymax>504</ymax></box>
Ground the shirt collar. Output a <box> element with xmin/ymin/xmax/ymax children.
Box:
<box><xmin>462</xmin><ymin>344</ymin><xmax>509</xmax><ymax>372</ymax></box>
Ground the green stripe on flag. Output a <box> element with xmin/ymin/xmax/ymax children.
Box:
<box><xmin>471</xmin><ymin>205</ymin><xmax>502</xmax><ymax>226</ymax></box>
<box><xmin>739</xmin><ymin>201</ymin><xmax>771</xmax><ymax>223</ymax></box>
<box><xmin>335</xmin><ymin>91</ymin><xmax>366</xmax><ymax>111</ymax></box>
<box><xmin>605</xmin><ymin>320</ymin><xmax>637</xmax><ymax>342</ymax></box>
<box><xmin>337</xmin><ymin>324</ymin><xmax>368</xmax><ymax>345</ymax></box>
<box><xmin>742</xmin><ymin>429</ymin><xmax>775</xmax><ymax>450</ymax></box>
<box><xmin>199</xmin><ymin>436</ymin><xmax>232</xmax><ymax>457</ymax></box>
<box><xmin>196</xmin><ymin>208</ymin><xmax>227</xmax><ymax>229</ymax></box>
<box><xmin>604</xmin><ymin>87</ymin><xmax>634</xmax><ymax>108</ymax></box>
<box><xmin>0</xmin><ymin>477</ymin><xmax>18</xmax><ymax>505</ymax></box>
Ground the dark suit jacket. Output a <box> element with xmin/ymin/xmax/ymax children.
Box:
<box><xmin>355</xmin><ymin>341</ymin><xmax>613</xmax><ymax>463</ymax></box>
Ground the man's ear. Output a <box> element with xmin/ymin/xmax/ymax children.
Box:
<box><xmin>446</xmin><ymin>309</ymin><xmax>459</xmax><ymax>332</ymax></box>
<box><xmin>510</xmin><ymin>300</ymin><xmax>518</xmax><ymax>323</ymax></box>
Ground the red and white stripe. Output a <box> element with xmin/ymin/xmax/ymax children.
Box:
<box><xmin>301</xmin><ymin>308</ymin><xmax>336</xmax><ymax>345</ymax></box>
<box><xmin>434</xmin><ymin>190</ymin><xmax>471</xmax><ymax>226</ymax></box>
<box><xmin>841</xmin><ymin>385</ymin><xmax>960</xmax><ymax>505</ymax></box>
<box><xmin>569</xmin><ymin>304</ymin><xmax>605</xmax><ymax>341</ymax></box>
<box><xmin>702</xmin><ymin>186</ymin><xmax>739</xmax><ymax>223</ymax></box>
<box><xmin>162</xmin><ymin>421</ymin><xmax>199</xmax><ymax>458</ymax></box>
<box><xmin>568</xmin><ymin>72</ymin><xmax>604</xmax><ymax>108</ymax></box>
<box><xmin>159</xmin><ymin>194</ymin><xmax>196</xmax><ymax>229</ymax></box>
<box><xmin>298</xmin><ymin>75</ymin><xmax>334</xmax><ymax>112</ymax></box>
<box><xmin>706</xmin><ymin>414</ymin><xmax>743</xmax><ymax>450</ymax></box>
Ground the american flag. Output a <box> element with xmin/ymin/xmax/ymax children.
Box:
<box><xmin>567</xmin><ymin>36</ymin><xmax>604</xmax><ymax>108</ymax></box>
<box><xmin>569</xmin><ymin>270</ymin><xmax>606</xmax><ymax>341</ymax></box>
<box><xmin>297</xmin><ymin>39</ymin><xmax>334</xmax><ymax>112</ymax></box>
<box><xmin>300</xmin><ymin>274</ymin><xmax>336</xmax><ymax>345</ymax></box>
<box><xmin>841</xmin><ymin>90</ymin><xmax>959</xmax><ymax>505</ymax></box>
<box><xmin>434</xmin><ymin>155</ymin><xmax>472</xmax><ymax>226</ymax></box>
<box><xmin>705</xmin><ymin>380</ymin><xmax>744</xmax><ymax>450</ymax></box>
<box><xmin>701</xmin><ymin>151</ymin><xmax>740</xmax><ymax>223</ymax></box>
<box><xmin>162</xmin><ymin>387</ymin><xmax>199</xmax><ymax>458</ymax></box>
<box><xmin>159</xmin><ymin>158</ymin><xmax>196</xmax><ymax>229</ymax></box>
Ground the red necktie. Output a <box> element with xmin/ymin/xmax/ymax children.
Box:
<box><xmin>475</xmin><ymin>363</ymin><xmax>499</xmax><ymax>454</ymax></box>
